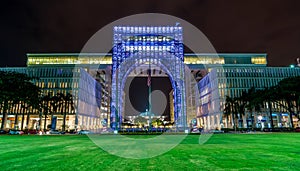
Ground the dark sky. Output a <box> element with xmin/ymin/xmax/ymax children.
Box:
<box><xmin>1</xmin><ymin>0</ymin><xmax>300</xmax><ymax>67</ymax></box>
<box><xmin>125</xmin><ymin>77</ymin><xmax>172</xmax><ymax>118</ymax></box>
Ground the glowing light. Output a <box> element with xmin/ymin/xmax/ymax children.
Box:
<box><xmin>111</xmin><ymin>25</ymin><xmax>185</xmax><ymax>130</ymax></box>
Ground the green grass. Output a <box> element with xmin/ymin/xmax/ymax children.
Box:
<box><xmin>1</xmin><ymin>133</ymin><xmax>300</xmax><ymax>171</ymax></box>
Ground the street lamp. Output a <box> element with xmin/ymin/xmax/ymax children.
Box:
<box><xmin>258</xmin><ymin>115</ymin><xmax>263</xmax><ymax>130</ymax></box>
<box><xmin>258</xmin><ymin>115</ymin><xmax>262</xmax><ymax>121</ymax></box>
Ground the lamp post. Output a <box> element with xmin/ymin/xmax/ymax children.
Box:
<box><xmin>258</xmin><ymin>115</ymin><xmax>263</xmax><ymax>130</ymax></box>
<box><xmin>147</xmin><ymin>62</ymin><xmax>152</xmax><ymax>132</ymax></box>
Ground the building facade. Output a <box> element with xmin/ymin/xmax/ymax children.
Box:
<box><xmin>0</xmin><ymin>52</ymin><xmax>276</xmax><ymax>131</ymax></box>
<box><xmin>197</xmin><ymin>66</ymin><xmax>300</xmax><ymax>130</ymax></box>
<box><xmin>1</xmin><ymin>26</ymin><xmax>299</xmax><ymax>131</ymax></box>
<box><xmin>0</xmin><ymin>67</ymin><xmax>102</xmax><ymax>132</ymax></box>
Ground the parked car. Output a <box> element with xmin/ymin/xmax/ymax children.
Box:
<box><xmin>8</xmin><ymin>130</ymin><xmax>24</xmax><ymax>135</ymax></box>
<box><xmin>209</xmin><ymin>129</ymin><xmax>224</xmax><ymax>134</ymax></box>
<box><xmin>78</xmin><ymin>130</ymin><xmax>92</xmax><ymax>135</ymax></box>
<box><xmin>48</xmin><ymin>130</ymin><xmax>65</xmax><ymax>135</ymax></box>
<box><xmin>67</xmin><ymin>129</ymin><xmax>77</xmax><ymax>134</ymax></box>
<box><xmin>27</xmin><ymin>129</ymin><xmax>38</xmax><ymax>134</ymax></box>
<box><xmin>0</xmin><ymin>130</ymin><xmax>8</xmax><ymax>134</ymax></box>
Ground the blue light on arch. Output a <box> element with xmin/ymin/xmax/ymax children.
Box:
<box><xmin>111</xmin><ymin>26</ymin><xmax>186</xmax><ymax>130</ymax></box>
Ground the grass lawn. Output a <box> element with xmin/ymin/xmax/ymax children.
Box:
<box><xmin>1</xmin><ymin>133</ymin><xmax>300</xmax><ymax>171</ymax></box>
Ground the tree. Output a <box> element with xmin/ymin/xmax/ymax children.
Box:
<box><xmin>224</xmin><ymin>88</ymin><xmax>258</xmax><ymax>130</ymax></box>
<box><xmin>40</xmin><ymin>93</ymin><xmax>52</xmax><ymax>132</ymax></box>
<box><xmin>57</xmin><ymin>92</ymin><xmax>74</xmax><ymax>131</ymax></box>
<box><xmin>152</xmin><ymin>118</ymin><xmax>163</xmax><ymax>127</ymax></box>
<box><xmin>250</xmin><ymin>76</ymin><xmax>300</xmax><ymax>129</ymax></box>
<box><xmin>274</xmin><ymin>76</ymin><xmax>300</xmax><ymax>128</ymax></box>
<box><xmin>134</xmin><ymin>116</ymin><xmax>147</xmax><ymax>126</ymax></box>
<box><xmin>19</xmin><ymin>81</ymin><xmax>41</xmax><ymax>130</ymax></box>
<box><xmin>224</xmin><ymin>96</ymin><xmax>233</xmax><ymax>128</ymax></box>
<box><xmin>236</xmin><ymin>90</ymin><xmax>251</xmax><ymax>129</ymax></box>
<box><xmin>49</xmin><ymin>93</ymin><xmax>60</xmax><ymax>130</ymax></box>
<box><xmin>224</xmin><ymin>96</ymin><xmax>239</xmax><ymax>130</ymax></box>
<box><xmin>245</xmin><ymin>87</ymin><xmax>265</xmax><ymax>129</ymax></box>
<box><xmin>0</xmin><ymin>71</ymin><xmax>40</xmax><ymax>130</ymax></box>
<box><xmin>260</xmin><ymin>87</ymin><xmax>278</xmax><ymax>129</ymax></box>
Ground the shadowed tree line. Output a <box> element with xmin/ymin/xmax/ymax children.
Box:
<box><xmin>0</xmin><ymin>71</ymin><xmax>74</xmax><ymax>131</ymax></box>
<box><xmin>39</xmin><ymin>92</ymin><xmax>74</xmax><ymax>132</ymax></box>
<box><xmin>224</xmin><ymin>76</ymin><xmax>300</xmax><ymax>130</ymax></box>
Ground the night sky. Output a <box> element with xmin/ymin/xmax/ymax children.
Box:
<box><xmin>1</xmin><ymin>0</ymin><xmax>300</xmax><ymax>67</ymax></box>
<box><xmin>125</xmin><ymin>77</ymin><xmax>172</xmax><ymax>119</ymax></box>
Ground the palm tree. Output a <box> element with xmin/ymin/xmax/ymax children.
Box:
<box><xmin>20</xmin><ymin>102</ymin><xmax>27</xmax><ymax>130</ymax></box>
<box><xmin>245</xmin><ymin>87</ymin><xmax>263</xmax><ymax>129</ymax></box>
<box><xmin>19</xmin><ymin>81</ymin><xmax>41</xmax><ymax>130</ymax></box>
<box><xmin>224</xmin><ymin>96</ymin><xmax>233</xmax><ymax>128</ymax></box>
<box><xmin>49</xmin><ymin>93</ymin><xmax>61</xmax><ymax>130</ymax></box>
<box><xmin>236</xmin><ymin>90</ymin><xmax>252</xmax><ymax>129</ymax></box>
<box><xmin>0</xmin><ymin>71</ymin><xmax>17</xmax><ymax>129</ymax></box>
<box><xmin>57</xmin><ymin>92</ymin><xmax>74</xmax><ymax>131</ymax></box>
<box><xmin>224</xmin><ymin>96</ymin><xmax>239</xmax><ymax>130</ymax></box>
<box><xmin>276</xmin><ymin>76</ymin><xmax>300</xmax><ymax>128</ymax></box>
<box><xmin>263</xmin><ymin>76</ymin><xmax>300</xmax><ymax>128</ymax></box>
<box><xmin>261</xmin><ymin>87</ymin><xmax>277</xmax><ymax>129</ymax></box>
<box><xmin>40</xmin><ymin>93</ymin><xmax>52</xmax><ymax>132</ymax></box>
<box><xmin>0</xmin><ymin>71</ymin><xmax>40</xmax><ymax>130</ymax></box>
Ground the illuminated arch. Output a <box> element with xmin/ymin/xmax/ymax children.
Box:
<box><xmin>111</xmin><ymin>26</ymin><xmax>186</xmax><ymax>130</ymax></box>
<box><xmin>118</xmin><ymin>58</ymin><xmax>177</xmax><ymax>121</ymax></box>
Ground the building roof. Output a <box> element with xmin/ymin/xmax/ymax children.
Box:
<box><xmin>26</xmin><ymin>53</ymin><xmax>267</xmax><ymax>66</ymax></box>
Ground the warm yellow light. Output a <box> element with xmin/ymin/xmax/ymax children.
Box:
<box><xmin>251</xmin><ymin>57</ymin><xmax>267</xmax><ymax>64</ymax></box>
